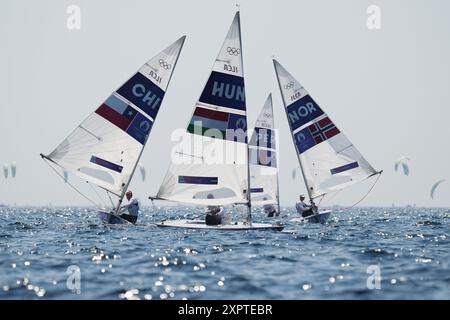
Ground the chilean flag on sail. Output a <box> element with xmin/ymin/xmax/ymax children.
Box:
<box><xmin>294</xmin><ymin>116</ymin><xmax>340</xmax><ymax>154</ymax></box>
<box><xmin>95</xmin><ymin>94</ymin><xmax>153</xmax><ymax>145</ymax></box>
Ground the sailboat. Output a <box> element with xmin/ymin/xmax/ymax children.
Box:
<box><xmin>41</xmin><ymin>36</ymin><xmax>186</xmax><ymax>224</ymax></box>
<box><xmin>249</xmin><ymin>94</ymin><xmax>280</xmax><ymax>217</ymax></box>
<box><xmin>152</xmin><ymin>12</ymin><xmax>282</xmax><ymax>231</ymax></box>
<box><xmin>273</xmin><ymin>59</ymin><xmax>382</xmax><ymax>223</ymax></box>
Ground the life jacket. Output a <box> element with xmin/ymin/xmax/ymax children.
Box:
<box><xmin>205</xmin><ymin>212</ymin><xmax>222</xmax><ymax>225</ymax></box>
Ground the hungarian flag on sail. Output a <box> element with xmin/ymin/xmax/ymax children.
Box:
<box><xmin>294</xmin><ymin>116</ymin><xmax>340</xmax><ymax>154</ymax></box>
<box><xmin>187</xmin><ymin>107</ymin><xmax>247</xmax><ymax>142</ymax></box>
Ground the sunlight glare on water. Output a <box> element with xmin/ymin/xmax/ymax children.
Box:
<box><xmin>0</xmin><ymin>206</ymin><xmax>449</xmax><ymax>299</ymax></box>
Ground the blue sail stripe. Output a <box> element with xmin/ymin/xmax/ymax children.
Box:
<box><xmin>126</xmin><ymin>113</ymin><xmax>153</xmax><ymax>145</ymax></box>
<box><xmin>90</xmin><ymin>156</ymin><xmax>123</xmax><ymax>173</ymax></box>
<box><xmin>330</xmin><ymin>162</ymin><xmax>359</xmax><ymax>175</ymax></box>
<box><xmin>178</xmin><ymin>176</ymin><xmax>218</xmax><ymax>185</ymax></box>
<box><xmin>250</xmin><ymin>127</ymin><xmax>275</xmax><ymax>149</ymax></box>
<box><xmin>199</xmin><ymin>71</ymin><xmax>246</xmax><ymax>111</ymax></box>
<box><xmin>286</xmin><ymin>95</ymin><xmax>324</xmax><ymax>131</ymax></box>
<box><xmin>116</xmin><ymin>72</ymin><xmax>165</xmax><ymax>119</ymax></box>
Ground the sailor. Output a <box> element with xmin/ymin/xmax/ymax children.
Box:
<box><xmin>295</xmin><ymin>194</ymin><xmax>314</xmax><ymax>218</ymax></box>
<box><xmin>205</xmin><ymin>193</ymin><xmax>224</xmax><ymax>225</ymax></box>
<box><xmin>119</xmin><ymin>190</ymin><xmax>139</xmax><ymax>224</ymax></box>
<box><xmin>262</xmin><ymin>197</ymin><xmax>278</xmax><ymax>218</ymax></box>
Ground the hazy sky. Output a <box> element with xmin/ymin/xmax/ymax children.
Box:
<box><xmin>1</xmin><ymin>0</ymin><xmax>449</xmax><ymax>207</ymax></box>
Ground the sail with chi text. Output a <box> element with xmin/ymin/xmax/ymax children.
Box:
<box><xmin>273</xmin><ymin>59</ymin><xmax>380</xmax><ymax>199</ymax></box>
<box><xmin>41</xmin><ymin>37</ymin><xmax>185</xmax><ymax>203</ymax></box>
<box><xmin>156</xmin><ymin>12</ymin><xmax>250</xmax><ymax>206</ymax></box>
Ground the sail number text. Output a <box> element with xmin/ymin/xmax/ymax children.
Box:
<box><xmin>224</xmin><ymin>64</ymin><xmax>238</xmax><ymax>73</ymax></box>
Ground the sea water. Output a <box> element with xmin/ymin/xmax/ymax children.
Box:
<box><xmin>0</xmin><ymin>206</ymin><xmax>449</xmax><ymax>300</ymax></box>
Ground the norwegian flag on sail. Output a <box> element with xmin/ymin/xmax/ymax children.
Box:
<box><xmin>309</xmin><ymin>117</ymin><xmax>340</xmax><ymax>144</ymax></box>
<box><xmin>294</xmin><ymin>116</ymin><xmax>340</xmax><ymax>154</ymax></box>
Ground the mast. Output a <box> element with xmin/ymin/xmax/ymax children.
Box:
<box><xmin>273</xmin><ymin>60</ymin><xmax>313</xmax><ymax>204</ymax></box>
<box><xmin>114</xmin><ymin>146</ymin><xmax>145</xmax><ymax>214</ymax></box>
<box><xmin>276</xmin><ymin>171</ymin><xmax>281</xmax><ymax>214</ymax></box>
<box><xmin>269</xmin><ymin>93</ymin><xmax>281</xmax><ymax>214</ymax></box>
<box><xmin>236</xmin><ymin>11</ymin><xmax>252</xmax><ymax>224</ymax></box>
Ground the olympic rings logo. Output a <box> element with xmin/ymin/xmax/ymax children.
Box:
<box><xmin>227</xmin><ymin>47</ymin><xmax>240</xmax><ymax>56</ymax></box>
<box><xmin>284</xmin><ymin>82</ymin><xmax>294</xmax><ymax>89</ymax></box>
<box><xmin>159</xmin><ymin>59</ymin><xmax>171</xmax><ymax>70</ymax></box>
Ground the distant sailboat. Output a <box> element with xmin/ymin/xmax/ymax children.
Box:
<box><xmin>10</xmin><ymin>162</ymin><xmax>17</xmax><ymax>178</ymax></box>
<box><xmin>152</xmin><ymin>12</ymin><xmax>282</xmax><ymax>231</ymax></box>
<box><xmin>249</xmin><ymin>94</ymin><xmax>280</xmax><ymax>217</ymax></box>
<box><xmin>138</xmin><ymin>163</ymin><xmax>146</xmax><ymax>182</ymax></box>
<box><xmin>273</xmin><ymin>59</ymin><xmax>381</xmax><ymax>223</ymax></box>
<box><xmin>41</xmin><ymin>37</ymin><xmax>186</xmax><ymax>224</ymax></box>
<box><xmin>2</xmin><ymin>163</ymin><xmax>9</xmax><ymax>179</ymax></box>
<box><xmin>63</xmin><ymin>169</ymin><xmax>69</xmax><ymax>184</ymax></box>
<box><xmin>394</xmin><ymin>156</ymin><xmax>410</xmax><ymax>176</ymax></box>
<box><xmin>430</xmin><ymin>179</ymin><xmax>446</xmax><ymax>200</ymax></box>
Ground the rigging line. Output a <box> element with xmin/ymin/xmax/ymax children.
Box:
<box><xmin>107</xmin><ymin>191</ymin><xmax>115</xmax><ymax>208</ymax></box>
<box><xmin>216</xmin><ymin>58</ymin><xmax>231</xmax><ymax>63</ymax></box>
<box><xmin>174</xmin><ymin>152</ymin><xmax>204</xmax><ymax>160</ymax></box>
<box><xmin>77</xmin><ymin>137</ymin><xmax>144</xmax><ymax>149</ymax></box>
<box><xmin>88</xmin><ymin>182</ymin><xmax>107</xmax><ymax>208</ymax></box>
<box><xmin>61</xmin><ymin>122</ymin><xmax>139</xmax><ymax>143</ymax></box>
<box><xmin>335</xmin><ymin>144</ymin><xmax>354</xmax><ymax>155</ymax></box>
<box><xmin>43</xmin><ymin>159</ymin><xmax>101</xmax><ymax>209</ymax></box>
<box><xmin>55</xmin><ymin>140</ymin><xmax>143</xmax><ymax>154</ymax></box>
<box><xmin>316</xmin><ymin>194</ymin><xmax>326</xmax><ymax>206</ymax></box>
<box><xmin>317</xmin><ymin>190</ymin><xmax>342</xmax><ymax>207</ymax></box>
<box><xmin>145</xmin><ymin>62</ymin><xmax>158</xmax><ymax>71</ymax></box>
<box><xmin>78</xmin><ymin>125</ymin><xmax>101</xmax><ymax>141</ymax></box>
<box><xmin>54</xmin><ymin>149</ymin><xmax>138</xmax><ymax>161</ymax></box>
<box><xmin>340</xmin><ymin>172</ymin><xmax>382</xmax><ymax>210</ymax></box>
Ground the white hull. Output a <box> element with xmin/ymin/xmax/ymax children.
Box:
<box><xmin>156</xmin><ymin>219</ymin><xmax>284</xmax><ymax>231</ymax></box>
<box><xmin>290</xmin><ymin>210</ymin><xmax>332</xmax><ymax>224</ymax></box>
<box><xmin>98</xmin><ymin>210</ymin><xmax>132</xmax><ymax>225</ymax></box>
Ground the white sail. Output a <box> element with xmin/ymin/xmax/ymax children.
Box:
<box><xmin>273</xmin><ymin>59</ymin><xmax>378</xmax><ymax>199</ymax></box>
<box><xmin>44</xmin><ymin>37</ymin><xmax>186</xmax><ymax>196</ymax></box>
<box><xmin>156</xmin><ymin>12</ymin><xmax>249</xmax><ymax>206</ymax></box>
<box><xmin>249</xmin><ymin>94</ymin><xmax>279</xmax><ymax>207</ymax></box>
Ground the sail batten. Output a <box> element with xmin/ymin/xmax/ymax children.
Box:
<box><xmin>273</xmin><ymin>59</ymin><xmax>378</xmax><ymax>199</ymax></box>
<box><xmin>44</xmin><ymin>36</ymin><xmax>186</xmax><ymax>196</ymax></box>
<box><xmin>156</xmin><ymin>13</ymin><xmax>250</xmax><ymax>206</ymax></box>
